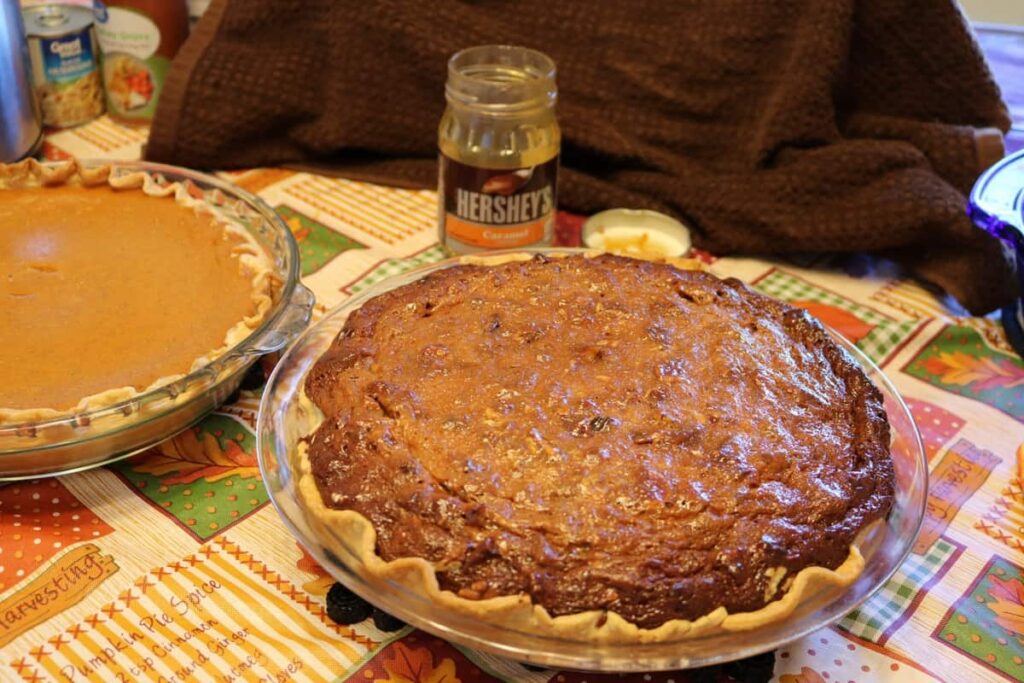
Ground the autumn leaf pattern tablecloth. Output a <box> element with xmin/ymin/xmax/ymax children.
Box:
<box><xmin>2</xmin><ymin>115</ymin><xmax>1024</xmax><ymax>683</ymax></box>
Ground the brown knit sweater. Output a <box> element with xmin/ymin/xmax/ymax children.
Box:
<box><xmin>146</xmin><ymin>0</ymin><xmax>1017</xmax><ymax>314</ymax></box>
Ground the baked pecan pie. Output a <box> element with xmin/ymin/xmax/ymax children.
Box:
<box><xmin>299</xmin><ymin>252</ymin><xmax>894</xmax><ymax>640</ymax></box>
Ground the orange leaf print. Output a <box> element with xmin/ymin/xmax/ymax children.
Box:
<box><xmin>987</xmin><ymin>575</ymin><xmax>1024</xmax><ymax>635</ymax></box>
<box><xmin>792</xmin><ymin>301</ymin><xmax>875</xmax><ymax>343</ymax></box>
<box><xmin>779</xmin><ymin>666</ymin><xmax>826</xmax><ymax>683</ymax></box>
<box><xmin>922</xmin><ymin>352</ymin><xmax>1024</xmax><ymax>391</ymax></box>
<box><xmin>377</xmin><ymin>642</ymin><xmax>460</xmax><ymax>683</ymax></box>
<box><xmin>296</xmin><ymin>542</ymin><xmax>334</xmax><ymax>596</ymax></box>
<box><xmin>286</xmin><ymin>216</ymin><xmax>311</xmax><ymax>242</ymax></box>
<box><xmin>131</xmin><ymin>427</ymin><xmax>259</xmax><ymax>484</ymax></box>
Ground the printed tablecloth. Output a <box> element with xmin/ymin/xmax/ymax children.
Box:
<box><xmin>3</xmin><ymin>110</ymin><xmax>1024</xmax><ymax>683</ymax></box>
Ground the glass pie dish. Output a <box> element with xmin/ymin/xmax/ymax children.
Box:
<box><xmin>0</xmin><ymin>160</ymin><xmax>314</xmax><ymax>480</ymax></box>
<box><xmin>257</xmin><ymin>250</ymin><xmax>926</xmax><ymax>671</ymax></box>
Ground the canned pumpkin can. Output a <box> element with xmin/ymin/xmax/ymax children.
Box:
<box><xmin>22</xmin><ymin>5</ymin><xmax>105</xmax><ymax>129</ymax></box>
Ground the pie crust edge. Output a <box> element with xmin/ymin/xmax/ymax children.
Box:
<box><xmin>296</xmin><ymin>452</ymin><xmax>865</xmax><ymax>643</ymax></box>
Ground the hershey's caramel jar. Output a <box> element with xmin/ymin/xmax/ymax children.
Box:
<box><xmin>438</xmin><ymin>46</ymin><xmax>560</xmax><ymax>253</ymax></box>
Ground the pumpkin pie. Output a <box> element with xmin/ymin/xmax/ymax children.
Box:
<box><xmin>0</xmin><ymin>159</ymin><xmax>275</xmax><ymax>425</ymax></box>
<box><xmin>297</xmin><ymin>252</ymin><xmax>894</xmax><ymax>642</ymax></box>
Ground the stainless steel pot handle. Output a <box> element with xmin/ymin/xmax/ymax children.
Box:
<box><xmin>245</xmin><ymin>284</ymin><xmax>316</xmax><ymax>356</ymax></box>
<box><xmin>1</xmin><ymin>1</ymin><xmax>43</xmax><ymax>162</ymax></box>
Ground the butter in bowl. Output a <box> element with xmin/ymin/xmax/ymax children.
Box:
<box><xmin>582</xmin><ymin>208</ymin><xmax>692</xmax><ymax>259</ymax></box>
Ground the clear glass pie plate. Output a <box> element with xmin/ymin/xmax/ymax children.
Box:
<box><xmin>257</xmin><ymin>250</ymin><xmax>926</xmax><ymax>671</ymax></box>
<box><xmin>0</xmin><ymin>160</ymin><xmax>314</xmax><ymax>480</ymax></box>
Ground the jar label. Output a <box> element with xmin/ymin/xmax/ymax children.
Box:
<box><xmin>439</xmin><ymin>154</ymin><xmax>557</xmax><ymax>250</ymax></box>
<box><xmin>93</xmin><ymin>5</ymin><xmax>166</xmax><ymax>121</ymax></box>
<box><xmin>93</xmin><ymin>6</ymin><xmax>161</xmax><ymax>60</ymax></box>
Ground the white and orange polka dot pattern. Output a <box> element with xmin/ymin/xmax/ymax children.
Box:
<box><xmin>0</xmin><ymin>480</ymin><xmax>114</xmax><ymax>592</ymax></box>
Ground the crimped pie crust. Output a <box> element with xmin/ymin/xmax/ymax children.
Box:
<box><xmin>297</xmin><ymin>443</ymin><xmax>866</xmax><ymax>643</ymax></box>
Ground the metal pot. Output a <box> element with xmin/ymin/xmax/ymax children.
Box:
<box><xmin>0</xmin><ymin>0</ymin><xmax>43</xmax><ymax>162</ymax></box>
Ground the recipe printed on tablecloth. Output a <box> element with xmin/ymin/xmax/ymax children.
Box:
<box><xmin>7</xmin><ymin>536</ymin><xmax>378</xmax><ymax>683</ymax></box>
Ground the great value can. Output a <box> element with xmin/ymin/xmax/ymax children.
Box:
<box><xmin>93</xmin><ymin>1</ymin><xmax>190</xmax><ymax>125</ymax></box>
<box><xmin>22</xmin><ymin>5</ymin><xmax>104</xmax><ymax>128</ymax></box>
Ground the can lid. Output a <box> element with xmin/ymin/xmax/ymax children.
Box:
<box><xmin>582</xmin><ymin>209</ymin><xmax>692</xmax><ymax>259</ymax></box>
<box><xmin>22</xmin><ymin>5</ymin><xmax>93</xmax><ymax>36</ymax></box>
<box><xmin>969</xmin><ymin>148</ymin><xmax>1024</xmax><ymax>247</ymax></box>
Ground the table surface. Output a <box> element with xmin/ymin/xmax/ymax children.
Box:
<box><xmin>4</xmin><ymin>29</ymin><xmax>1024</xmax><ymax>683</ymax></box>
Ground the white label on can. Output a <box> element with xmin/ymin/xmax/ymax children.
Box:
<box><xmin>94</xmin><ymin>7</ymin><xmax>160</xmax><ymax>60</ymax></box>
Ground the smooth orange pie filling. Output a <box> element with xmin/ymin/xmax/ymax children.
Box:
<box><xmin>0</xmin><ymin>183</ymin><xmax>264</xmax><ymax>415</ymax></box>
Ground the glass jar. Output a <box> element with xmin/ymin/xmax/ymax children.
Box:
<box><xmin>438</xmin><ymin>45</ymin><xmax>561</xmax><ymax>253</ymax></box>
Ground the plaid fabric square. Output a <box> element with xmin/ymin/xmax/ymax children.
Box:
<box><xmin>857</xmin><ymin>320</ymin><xmax>919</xmax><ymax>364</ymax></box>
<box><xmin>754</xmin><ymin>272</ymin><xmax>891</xmax><ymax>326</ymax></box>
<box><xmin>839</xmin><ymin>538</ymin><xmax>957</xmax><ymax>642</ymax></box>
<box><xmin>754</xmin><ymin>271</ymin><xmax>915</xmax><ymax>364</ymax></box>
<box><xmin>348</xmin><ymin>247</ymin><xmax>448</xmax><ymax>295</ymax></box>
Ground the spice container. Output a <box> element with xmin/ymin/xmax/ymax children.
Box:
<box><xmin>93</xmin><ymin>0</ymin><xmax>189</xmax><ymax>125</ymax></box>
<box><xmin>438</xmin><ymin>45</ymin><xmax>560</xmax><ymax>253</ymax></box>
<box><xmin>22</xmin><ymin>5</ymin><xmax>104</xmax><ymax>128</ymax></box>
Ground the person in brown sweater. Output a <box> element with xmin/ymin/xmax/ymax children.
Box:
<box><xmin>146</xmin><ymin>0</ymin><xmax>1017</xmax><ymax>314</ymax></box>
